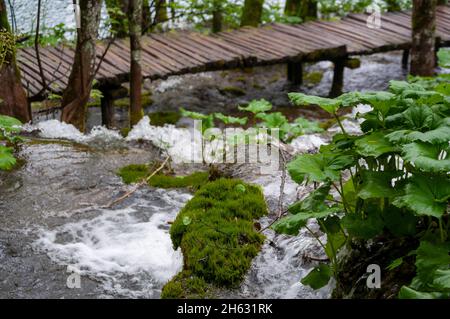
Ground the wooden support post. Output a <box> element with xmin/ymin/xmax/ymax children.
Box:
<box><xmin>100</xmin><ymin>90</ymin><xmax>115</xmax><ymax>128</ymax></box>
<box><xmin>287</xmin><ymin>61</ymin><xmax>303</xmax><ymax>85</ymax></box>
<box><xmin>402</xmin><ymin>49</ymin><xmax>410</xmax><ymax>69</ymax></box>
<box><xmin>435</xmin><ymin>37</ymin><xmax>441</xmax><ymax>67</ymax></box>
<box><xmin>329</xmin><ymin>58</ymin><xmax>345</xmax><ymax>98</ymax></box>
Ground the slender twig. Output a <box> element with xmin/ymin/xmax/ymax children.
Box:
<box><xmin>106</xmin><ymin>156</ymin><xmax>170</xmax><ymax>208</ymax></box>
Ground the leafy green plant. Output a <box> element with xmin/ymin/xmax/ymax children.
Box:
<box><xmin>0</xmin><ymin>115</ymin><xmax>22</xmax><ymax>170</ymax></box>
<box><xmin>274</xmin><ymin>78</ymin><xmax>450</xmax><ymax>298</ymax></box>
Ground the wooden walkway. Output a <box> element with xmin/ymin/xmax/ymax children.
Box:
<box><xmin>17</xmin><ymin>5</ymin><xmax>450</xmax><ymax>100</ymax></box>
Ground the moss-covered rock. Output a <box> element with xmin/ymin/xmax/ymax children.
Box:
<box><xmin>162</xmin><ymin>178</ymin><xmax>268</xmax><ymax>298</ymax></box>
<box><xmin>160</xmin><ymin>270</ymin><xmax>213</xmax><ymax>299</ymax></box>
<box><xmin>304</xmin><ymin>71</ymin><xmax>324</xmax><ymax>85</ymax></box>
<box><xmin>117</xmin><ymin>163</ymin><xmax>209</xmax><ymax>190</ymax></box>
<box><xmin>149</xmin><ymin>111</ymin><xmax>181</xmax><ymax>126</ymax></box>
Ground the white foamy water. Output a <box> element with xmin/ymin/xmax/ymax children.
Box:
<box><xmin>34</xmin><ymin>190</ymin><xmax>192</xmax><ymax>298</ymax></box>
<box><xmin>24</xmin><ymin>120</ymin><xmax>123</xmax><ymax>144</ymax></box>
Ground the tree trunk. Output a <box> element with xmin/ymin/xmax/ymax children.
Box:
<box><xmin>240</xmin><ymin>0</ymin><xmax>264</xmax><ymax>27</ymax></box>
<box><xmin>385</xmin><ymin>0</ymin><xmax>401</xmax><ymax>12</ymax></box>
<box><xmin>60</xmin><ymin>0</ymin><xmax>102</xmax><ymax>132</ymax></box>
<box><xmin>105</xmin><ymin>0</ymin><xmax>129</xmax><ymax>37</ymax></box>
<box><xmin>410</xmin><ymin>0</ymin><xmax>437</xmax><ymax>76</ymax></box>
<box><xmin>128</xmin><ymin>0</ymin><xmax>143</xmax><ymax>127</ymax></box>
<box><xmin>0</xmin><ymin>0</ymin><xmax>31</xmax><ymax>123</ymax></box>
<box><xmin>284</xmin><ymin>0</ymin><xmax>317</xmax><ymax>21</ymax></box>
<box><xmin>212</xmin><ymin>0</ymin><xmax>223</xmax><ymax>33</ymax></box>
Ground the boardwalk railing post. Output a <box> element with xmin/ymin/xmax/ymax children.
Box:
<box><xmin>329</xmin><ymin>58</ymin><xmax>345</xmax><ymax>98</ymax></box>
<box><xmin>402</xmin><ymin>49</ymin><xmax>410</xmax><ymax>69</ymax></box>
<box><xmin>287</xmin><ymin>61</ymin><xmax>303</xmax><ymax>85</ymax></box>
<box><xmin>100</xmin><ymin>88</ymin><xmax>114</xmax><ymax>129</ymax></box>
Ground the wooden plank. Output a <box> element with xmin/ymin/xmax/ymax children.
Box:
<box><xmin>306</xmin><ymin>21</ymin><xmax>377</xmax><ymax>50</ymax></box>
<box><xmin>271</xmin><ymin>23</ymin><xmax>343</xmax><ymax>49</ymax></box>
<box><xmin>20</xmin><ymin>48</ymin><xmax>68</xmax><ymax>90</ymax></box>
<box><xmin>183</xmin><ymin>33</ymin><xmax>242</xmax><ymax>62</ymax></box>
<box><xmin>150</xmin><ymin>34</ymin><xmax>212</xmax><ymax>64</ymax></box>
<box><xmin>339</xmin><ymin>18</ymin><xmax>408</xmax><ymax>44</ymax></box>
<box><xmin>217</xmin><ymin>32</ymin><xmax>282</xmax><ymax>61</ymax></box>
<box><xmin>112</xmin><ymin>40</ymin><xmax>171</xmax><ymax>76</ymax></box>
<box><xmin>141</xmin><ymin>36</ymin><xmax>198</xmax><ymax>71</ymax></box>
<box><xmin>219</xmin><ymin>28</ymin><xmax>293</xmax><ymax>59</ymax></box>
<box><xmin>315</xmin><ymin>20</ymin><xmax>387</xmax><ymax>48</ymax></box>
<box><xmin>245</xmin><ymin>26</ymin><xmax>317</xmax><ymax>52</ymax></box>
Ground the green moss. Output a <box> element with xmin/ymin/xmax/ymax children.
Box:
<box><xmin>114</xmin><ymin>91</ymin><xmax>153</xmax><ymax>109</ymax></box>
<box><xmin>117</xmin><ymin>163</ymin><xmax>209</xmax><ymax>190</ymax></box>
<box><xmin>120</xmin><ymin>127</ymin><xmax>131</xmax><ymax>137</ymax></box>
<box><xmin>304</xmin><ymin>71</ymin><xmax>324</xmax><ymax>85</ymax></box>
<box><xmin>218</xmin><ymin>86</ymin><xmax>246</xmax><ymax>96</ymax></box>
<box><xmin>149</xmin><ymin>111</ymin><xmax>181</xmax><ymax>126</ymax></box>
<box><xmin>161</xmin><ymin>270</ymin><xmax>212</xmax><ymax>299</ymax></box>
<box><xmin>117</xmin><ymin>164</ymin><xmax>149</xmax><ymax>184</ymax></box>
<box><xmin>149</xmin><ymin>172</ymin><xmax>209</xmax><ymax>190</ymax></box>
<box><xmin>162</xmin><ymin>178</ymin><xmax>268</xmax><ymax>298</ymax></box>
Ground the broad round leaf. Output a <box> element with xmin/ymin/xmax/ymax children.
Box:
<box><xmin>355</xmin><ymin>132</ymin><xmax>398</xmax><ymax>158</ymax></box>
<box><xmin>238</xmin><ymin>99</ymin><xmax>272</xmax><ymax>114</ymax></box>
<box><xmin>402</xmin><ymin>142</ymin><xmax>450</xmax><ymax>173</ymax></box>
<box><xmin>301</xmin><ymin>264</ymin><xmax>332</xmax><ymax>290</ymax></box>
<box><xmin>393</xmin><ymin>175</ymin><xmax>450</xmax><ymax>218</ymax></box>
<box><xmin>288</xmin><ymin>93</ymin><xmax>341</xmax><ymax>114</ymax></box>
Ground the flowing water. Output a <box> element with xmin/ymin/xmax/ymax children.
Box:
<box><xmin>0</xmin><ymin>50</ymin><xmax>406</xmax><ymax>298</ymax></box>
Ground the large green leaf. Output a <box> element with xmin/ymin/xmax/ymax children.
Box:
<box><xmin>180</xmin><ymin>108</ymin><xmax>214</xmax><ymax>133</ymax></box>
<box><xmin>437</xmin><ymin>48</ymin><xmax>450</xmax><ymax>68</ymax></box>
<box><xmin>386</xmin><ymin>125</ymin><xmax>450</xmax><ymax>145</ymax></box>
<box><xmin>288</xmin><ymin>93</ymin><xmax>341</xmax><ymax>114</ymax></box>
<box><xmin>402</xmin><ymin>142</ymin><xmax>450</xmax><ymax>173</ymax></box>
<box><xmin>0</xmin><ymin>145</ymin><xmax>16</xmax><ymax>170</ymax></box>
<box><xmin>341</xmin><ymin>207</ymin><xmax>384</xmax><ymax>239</ymax></box>
<box><xmin>290</xmin><ymin>117</ymin><xmax>324</xmax><ymax>135</ymax></box>
<box><xmin>324</xmin><ymin>230</ymin><xmax>346</xmax><ymax>260</ymax></box>
<box><xmin>256</xmin><ymin>112</ymin><xmax>288</xmax><ymax>128</ymax></box>
<box><xmin>301</xmin><ymin>264</ymin><xmax>332</xmax><ymax>289</ymax></box>
<box><xmin>214</xmin><ymin>113</ymin><xmax>248</xmax><ymax>125</ymax></box>
<box><xmin>394</xmin><ymin>175</ymin><xmax>450</xmax><ymax>218</ymax></box>
<box><xmin>287</xmin><ymin>153</ymin><xmax>354</xmax><ymax>183</ymax></box>
<box><xmin>0</xmin><ymin>115</ymin><xmax>22</xmax><ymax>134</ymax></box>
<box><xmin>357</xmin><ymin>170</ymin><xmax>402</xmax><ymax>199</ymax></box>
<box><xmin>272</xmin><ymin>209</ymin><xmax>337</xmax><ymax>236</ymax></box>
<box><xmin>238</xmin><ymin>99</ymin><xmax>272</xmax><ymax>114</ymax></box>
<box><xmin>432</xmin><ymin>269</ymin><xmax>450</xmax><ymax>291</ymax></box>
<box><xmin>412</xmin><ymin>241</ymin><xmax>450</xmax><ymax>290</ymax></box>
<box><xmin>355</xmin><ymin>132</ymin><xmax>398</xmax><ymax>158</ymax></box>
<box><xmin>399</xmin><ymin>286</ymin><xmax>449</xmax><ymax>299</ymax></box>
<box><xmin>289</xmin><ymin>183</ymin><xmax>332</xmax><ymax>214</ymax></box>
<box><xmin>402</xmin><ymin>106</ymin><xmax>439</xmax><ymax>131</ymax></box>
<box><xmin>389</xmin><ymin>80</ymin><xmax>425</xmax><ymax>94</ymax></box>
